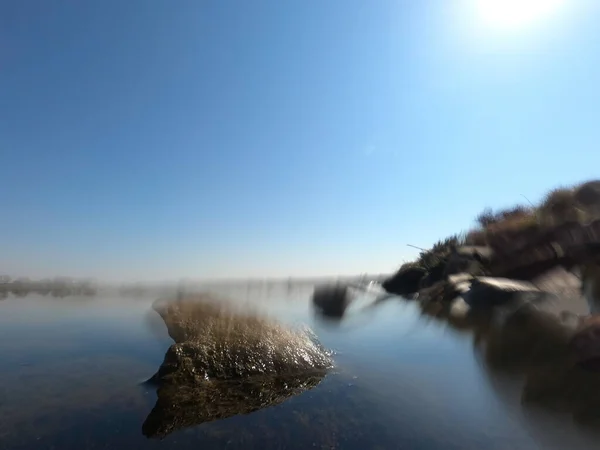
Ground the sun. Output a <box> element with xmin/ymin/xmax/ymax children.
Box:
<box><xmin>473</xmin><ymin>0</ymin><xmax>566</xmax><ymax>31</ymax></box>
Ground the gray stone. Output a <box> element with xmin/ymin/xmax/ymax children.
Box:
<box><xmin>455</xmin><ymin>245</ymin><xmax>495</xmax><ymax>261</ymax></box>
<box><xmin>463</xmin><ymin>277</ymin><xmax>541</xmax><ymax>310</ymax></box>
<box><xmin>447</xmin><ymin>272</ymin><xmax>473</xmax><ymax>287</ymax></box>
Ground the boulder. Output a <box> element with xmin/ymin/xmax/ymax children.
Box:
<box><xmin>462</xmin><ymin>277</ymin><xmax>545</xmax><ymax>311</ymax></box>
<box><xmin>448</xmin><ymin>275</ymin><xmax>560</xmax><ymax>326</ymax></box>
<box><xmin>419</xmin><ymin>262</ymin><xmax>446</xmax><ymax>290</ymax></box>
<box><xmin>447</xmin><ymin>272</ymin><xmax>474</xmax><ymax>286</ymax></box>
<box><xmin>443</xmin><ymin>254</ymin><xmax>485</xmax><ymax>279</ymax></box>
<box><xmin>444</xmin><ymin>246</ymin><xmax>493</xmax><ymax>278</ymax></box>
<box><xmin>311</xmin><ymin>284</ymin><xmax>352</xmax><ymax>318</ymax></box>
<box><xmin>150</xmin><ymin>296</ymin><xmax>334</xmax><ymax>382</ymax></box>
<box><xmin>382</xmin><ymin>265</ymin><xmax>426</xmax><ymax>296</ymax></box>
<box><xmin>574</xmin><ymin>180</ymin><xmax>600</xmax><ymax>218</ymax></box>
<box><xmin>418</xmin><ymin>274</ymin><xmax>475</xmax><ymax>321</ymax></box>
<box><xmin>455</xmin><ymin>245</ymin><xmax>494</xmax><ymax>262</ymax></box>
<box><xmin>488</xmin><ymin>219</ymin><xmax>600</xmax><ymax>281</ymax></box>
<box><xmin>418</xmin><ymin>276</ymin><xmax>466</xmax><ymax>306</ymax></box>
<box><xmin>144</xmin><ymin>296</ymin><xmax>333</xmax><ymax>438</ymax></box>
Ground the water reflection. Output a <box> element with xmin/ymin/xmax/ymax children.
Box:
<box><xmin>1</xmin><ymin>288</ymin><xmax>600</xmax><ymax>449</ymax></box>
<box><xmin>142</xmin><ymin>372</ymin><xmax>326</xmax><ymax>439</ymax></box>
<box><xmin>310</xmin><ymin>282</ymin><xmax>398</xmax><ymax>325</ymax></box>
<box><xmin>472</xmin><ymin>310</ymin><xmax>600</xmax><ymax>429</ymax></box>
<box><xmin>403</xmin><ymin>282</ymin><xmax>600</xmax><ymax>443</ymax></box>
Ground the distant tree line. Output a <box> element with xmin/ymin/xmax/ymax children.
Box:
<box><xmin>0</xmin><ymin>275</ymin><xmax>97</xmax><ymax>299</ymax></box>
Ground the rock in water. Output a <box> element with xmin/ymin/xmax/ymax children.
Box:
<box><xmin>144</xmin><ymin>295</ymin><xmax>333</xmax><ymax>438</ymax></box>
<box><xmin>311</xmin><ymin>284</ymin><xmax>351</xmax><ymax>318</ymax></box>
<box><xmin>382</xmin><ymin>265</ymin><xmax>427</xmax><ymax>296</ymax></box>
<box><xmin>449</xmin><ymin>297</ymin><xmax>471</xmax><ymax>319</ymax></box>
<box><xmin>462</xmin><ymin>277</ymin><xmax>544</xmax><ymax>310</ymax></box>
<box><xmin>150</xmin><ymin>295</ymin><xmax>334</xmax><ymax>382</ymax></box>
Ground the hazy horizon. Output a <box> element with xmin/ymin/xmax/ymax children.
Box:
<box><xmin>0</xmin><ymin>271</ymin><xmax>388</xmax><ymax>286</ymax></box>
<box><xmin>3</xmin><ymin>1</ymin><xmax>600</xmax><ymax>281</ymax></box>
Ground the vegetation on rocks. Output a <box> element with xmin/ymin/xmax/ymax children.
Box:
<box><xmin>383</xmin><ymin>179</ymin><xmax>600</xmax><ymax>297</ymax></box>
<box><xmin>144</xmin><ymin>295</ymin><xmax>332</xmax><ymax>438</ymax></box>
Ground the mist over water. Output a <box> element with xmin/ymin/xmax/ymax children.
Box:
<box><xmin>1</xmin><ymin>282</ymin><xmax>599</xmax><ymax>449</ymax></box>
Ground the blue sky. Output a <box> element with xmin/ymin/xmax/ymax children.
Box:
<box><xmin>1</xmin><ymin>0</ymin><xmax>599</xmax><ymax>281</ymax></box>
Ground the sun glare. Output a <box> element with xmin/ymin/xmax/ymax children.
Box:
<box><xmin>474</xmin><ymin>0</ymin><xmax>566</xmax><ymax>31</ymax></box>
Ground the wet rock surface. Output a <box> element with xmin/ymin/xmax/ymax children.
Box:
<box><xmin>151</xmin><ymin>296</ymin><xmax>333</xmax><ymax>378</ymax></box>
<box><xmin>144</xmin><ymin>295</ymin><xmax>333</xmax><ymax>439</ymax></box>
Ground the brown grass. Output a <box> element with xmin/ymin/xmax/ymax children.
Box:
<box><xmin>464</xmin><ymin>207</ymin><xmax>539</xmax><ymax>250</ymax></box>
<box><xmin>390</xmin><ymin>180</ymin><xmax>600</xmax><ymax>290</ymax></box>
<box><xmin>151</xmin><ymin>295</ymin><xmax>334</xmax><ymax>382</ymax></box>
<box><xmin>538</xmin><ymin>187</ymin><xmax>580</xmax><ymax>225</ymax></box>
<box><xmin>476</xmin><ymin>205</ymin><xmax>534</xmax><ymax>228</ymax></box>
<box><xmin>153</xmin><ymin>295</ymin><xmax>271</xmax><ymax>344</ymax></box>
<box><xmin>417</xmin><ymin>235</ymin><xmax>465</xmax><ymax>270</ymax></box>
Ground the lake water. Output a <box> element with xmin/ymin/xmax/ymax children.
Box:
<box><xmin>1</xmin><ymin>283</ymin><xmax>599</xmax><ymax>450</ymax></box>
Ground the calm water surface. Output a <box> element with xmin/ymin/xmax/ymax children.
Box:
<box><xmin>1</xmin><ymin>284</ymin><xmax>599</xmax><ymax>449</ymax></box>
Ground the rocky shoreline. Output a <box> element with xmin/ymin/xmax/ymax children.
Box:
<box><xmin>374</xmin><ymin>179</ymin><xmax>600</xmax><ymax>426</ymax></box>
<box><xmin>144</xmin><ymin>179</ymin><xmax>600</xmax><ymax>434</ymax></box>
<box><xmin>379</xmin><ymin>182</ymin><xmax>600</xmax><ymax>349</ymax></box>
<box><xmin>310</xmin><ymin>180</ymin><xmax>600</xmax><ymax>426</ymax></box>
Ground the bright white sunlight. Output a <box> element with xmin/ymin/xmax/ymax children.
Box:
<box><xmin>473</xmin><ymin>0</ymin><xmax>567</xmax><ymax>32</ymax></box>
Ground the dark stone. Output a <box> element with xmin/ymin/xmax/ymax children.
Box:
<box><xmin>419</xmin><ymin>275</ymin><xmax>471</xmax><ymax>306</ymax></box>
<box><xmin>488</xmin><ymin>219</ymin><xmax>600</xmax><ymax>280</ymax></box>
<box><xmin>455</xmin><ymin>245</ymin><xmax>494</xmax><ymax>262</ymax></box>
<box><xmin>150</xmin><ymin>297</ymin><xmax>334</xmax><ymax>382</ymax></box>
<box><xmin>463</xmin><ymin>277</ymin><xmax>544</xmax><ymax>310</ymax></box>
<box><xmin>382</xmin><ymin>265</ymin><xmax>427</xmax><ymax>296</ymax></box>
<box><xmin>311</xmin><ymin>284</ymin><xmax>351</xmax><ymax>318</ymax></box>
<box><xmin>419</xmin><ymin>262</ymin><xmax>446</xmax><ymax>290</ymax></box>
<box><xmin>443</xmin><ymin>252</ymin><xmax>486</xmax><ymax>279</ymax></box>
<box><xmin>574</xmin><ymin>180</ymin><xmax>600</xmax><ymax>210</ymax></box>
<box><xmin>570</xmin><ymin>315</ymin><xmax>600</xmax><ymax>371</ymax></box>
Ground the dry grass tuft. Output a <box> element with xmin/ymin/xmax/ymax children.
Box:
<box><xmin>152</xmin><ymin>295</ymin><xmax>334</xmax><ymax>381</ymax></box>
